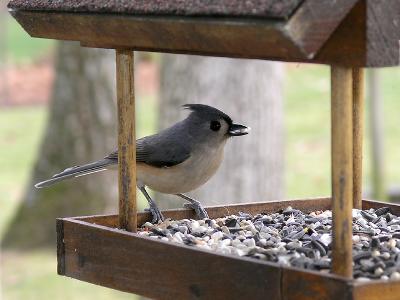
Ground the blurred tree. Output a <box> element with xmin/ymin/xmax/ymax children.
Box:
<box><xmin>0</xmin><ymin>4</ymin><xmax>9</xmax><ymax>106</ymax></box>
<box><xmin>156</xmin><ymin>55</ymin><xmax>284</xmax><ymax>208</ymax></box>
<box><xmin>3</xmin><ymin>49</ymin><xmax>284</xmax><ymax>248</ymax></box>
<box><xmin>368</xmin><ymin>69</ymin><xmax>386</xmax><ymax>200</ymax></box>
<box><xmin>2</xmin><ymin>42</ymin><xmax>118</xmax><ymax>248</ymax></box>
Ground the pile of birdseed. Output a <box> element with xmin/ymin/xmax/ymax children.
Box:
<box><xmin>138</xmin><ymin>206</ymin><xmax>400</xmax><ymax>281</ymax></box>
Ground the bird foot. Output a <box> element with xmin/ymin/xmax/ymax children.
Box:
<box><xmin>183</xmin><ymin>201</ymin><xmax>209</xmax><ymax>219</ymax></box>
<box><xmin>145</xmin><ymin>206</ymin><xmax>165</xmax><ymax>224</ymax></box>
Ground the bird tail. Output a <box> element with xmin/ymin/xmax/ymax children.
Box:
<box><xmin>34</xmin><ymin>158</ymin><xmax>117</xmax><ymax>189</ymax></box>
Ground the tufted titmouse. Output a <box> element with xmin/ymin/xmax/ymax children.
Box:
<box><xmin>35</xmin><ymin>104</ymin><xmax>250</xmax><ymax>223</ymax></box>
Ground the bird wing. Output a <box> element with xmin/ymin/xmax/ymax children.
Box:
<box><xmin>105</xmin><ymin>135</ymin><xmax>191</xmax><ymax>168</ymax></box>
<box><xmin>35</xmin><ymin>158</ymin><xmax>115</xmax><ymax>188</ymax></box>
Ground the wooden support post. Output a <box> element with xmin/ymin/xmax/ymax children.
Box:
<box><xmin>116</xmin><ymin>50</ymin><xmax>137</xmax><ymax>232</ymax></box>
<box><xmin>352</xmin><ymin>68</ymin><xmax>365</xmax><ymax>209</ymax></box>
<box><xmin>331</xmin><ymin>66</ymin><xmax>353</xmax><ymax>278</ymax></box>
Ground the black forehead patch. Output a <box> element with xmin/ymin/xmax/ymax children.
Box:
<box><xmin>183</xmin><ymin>104</ymin><xmax>232</xmax><ymax>125</ymax></box>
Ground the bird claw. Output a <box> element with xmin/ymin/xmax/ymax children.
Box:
<box><xmin>145</xmin><ymin>206</ymin><xmax>165</xmax><ymax>224</ymax></box>
<box><xmin>183</xmin><ymin>202</ymin><xmax>209</xmax><ymax>219</ymax></box>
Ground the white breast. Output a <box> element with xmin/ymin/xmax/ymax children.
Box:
<box><xmin>136</xmin><ymin>143</ymin><xmax>225</xmax><ymax>194</ymax></box>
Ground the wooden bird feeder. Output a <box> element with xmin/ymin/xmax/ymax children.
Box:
<box><xmin>8</xmin><ymin>0</ymin><xmax>400</xmax><ymax>299</ymax></box>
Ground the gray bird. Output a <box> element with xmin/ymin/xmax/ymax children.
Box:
<box><xmin>35</xmin><ymin>104</ymin><xmax>250</xmax><ymax>223</ymax></box>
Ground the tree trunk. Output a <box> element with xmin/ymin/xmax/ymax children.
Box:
<box><xmin>2</xmin><ymin>42</ymin><xmax>118</xmax><ymax>248</ymax></box>
<box><xmin>156</xmin><ymin>54</ymin><xmax>284</xmax><ymax>209</ymax></box>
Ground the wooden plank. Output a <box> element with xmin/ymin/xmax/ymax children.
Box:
<box><xmin>76</xmin><ymin>197</ymin><xmax>333</xmax><ymax>226</ymax></box>
<box><xmin>317</xmin><ymin>1</ymin><xmax>400</xmax><ymax>67</ymax></box>
<box><xmin>353</xmin><ymin>280</ymin><xmax>400</xmax><ymax>300</ymax></box>
<box><xmin>62</xmin><ymin>219</ymin><xmax>282</xmax><ymax>300</ymax></box>
<box><xmin>57</xmin><ymin>199</ymin><xmax>400</xmax><ymax>298</ymax></box>
<box><xmin>352</xmin><ymin>68</ymin><xmax>365</xmax><ymax>209</ymax></box>
<box><xmin>331</xmin><ymin>66</ymin><xmax>353</xmax><ymax>278</ymax></box>
<box><xmin>74</xmin><ymin>199</ymin><xmax>400</xmax><ymax>228</ymax></box>
<box><xmin>366</xmin><ymin>0</ymin><xmax>400</xmax><ymax>67</ymax></box>
<box><xmin>362</xmin><ymin>200</ymin><xmax>400</xmax><ymax>216</ymax></box>
<box><xmin>74</xmin><ymin>214</ymin><xmax>119</xmax><ymax>228</ymax></box>
<box><xmin>10</xmin><ymin>10</ymin><xmax>306</xmax><ymax>62</ymax></box>
<box><xmin>8</xmin><ymin>1</ymin><xmax>400</xmax><ymax>66</ymax></box>
<box><xmin>8</xmin><ymin>1</ymin><xmax>357</xmax><ymax>60</ymax></box>
<box><xmin>116</xmin><ymin>50</ymin><xmax>136</xmax><ymax>232</ymax></box>
<box><xmin>282</xmin><ymin>267</ymin><xmax>352</xmax><ymax>300</ymax></box>
<box><xmin>286</xmin><ymin>0</ymin><xmax>358</xmax><ymax>59</ymax></box>
<box><xmin>56</xmin><ymin>218</ymin><xmax>65</xmax><ymax>275</ymax></box>
<box><xmin>316</xmin><ymin>1</ymin><xmax>366</xmax><ymax>67</ymax></box>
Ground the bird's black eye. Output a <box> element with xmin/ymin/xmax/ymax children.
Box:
<box><xmin>210</xmin><ymin>120</ymin><xmax>221</xmax><ymax>131</ymax></box>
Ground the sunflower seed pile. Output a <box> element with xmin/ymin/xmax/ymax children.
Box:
<box><xmin>138</xmin><ymin>206</ymin><xmax>400</xmax><ymax>281</ymax></box>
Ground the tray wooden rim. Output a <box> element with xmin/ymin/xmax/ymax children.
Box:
<box><xmin>57</xmin><ymin>197</ymin><xmax>400</xmax><ymax>292</ymax></box>
<box><xmin>60</xmin><ymin>217</ymin><xmax>350</xmax><ymax>281</ymax></box>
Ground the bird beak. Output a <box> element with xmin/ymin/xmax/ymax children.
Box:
<box><xmin>228</xmin><ymin>123</ymin><xmax>251</xmax><ymax>136</ymax></box>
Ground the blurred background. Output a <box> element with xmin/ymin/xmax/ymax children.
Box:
<box><xmin>1</xmin><ymin>4</ymin><xmax>400</xmax><ymax>300</ymax></box>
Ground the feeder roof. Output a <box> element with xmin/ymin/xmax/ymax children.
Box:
<box><xmin>8</xmin><ymin>0</ymin><xmax>400</xmax><ymax>67</ymax></box>
<box><xmin>7</xmin><ymin>0</ymin><xmax>303</xmax><ymax>18</ymax></box>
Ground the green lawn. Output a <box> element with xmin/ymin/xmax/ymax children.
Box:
<box><xmin>5</xmin><ymin>15</ymin><xmax>55</xmax><ymax>63</ymax></box>
<box><xmin>285</xmin><ymin>65</ymin><xmax>400</xmax><ymax>198</ymax></box>
<box><xmin>285</xmin><ymin>65</ymin><xmax>332</xmax><ymax>197</ymax></box>
<box><xmin>0</xmin><ymin>107</ymin><xmax>47</xmax><ymax>238</ymax></box>
<box><xmin>2</xmin><ymin>251</ymin><xmax>134</xmax><ymax>300</ymax></box>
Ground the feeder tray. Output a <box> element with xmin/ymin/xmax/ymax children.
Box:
<box><xmin>8</xmin><ymin>0</ymin><xmax>400</xmax><ymax>299</ymax></box>
<box><xmin>58</xmin><ymin>198</ymin><xmax>400</xmax><ymax>300</ymax></box>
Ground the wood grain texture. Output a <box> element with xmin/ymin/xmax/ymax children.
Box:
<box><xmin>74</xmin><ymin>199</ymin><xmax>400</xmax><ymax>227</ymax></box>
<box><xmin>362</xmin><ymin>199</ymin><xmax>400</xmax><ymax>216</ymax></box>
<box><xmin>282</xmin><ymin>268</ymin><xmax>352</xmax><ymax>300</ymax></box>
<box><xmin>56</xmin><ymin>218</ymin><xmax>65</xmax><ymax>275</ymax></box>
<box><xmin>7</xmin><ymin>0</ymin><xmax>356</xmax><ymax>60</ymax></box>
<box><xmin>8</xmin><ymin>1</ymin><xmax>400</xmax><ymax>66</ymax></box>
<box><xmin>353</xmin><ymin>279</ymin><xmax>400</xmax><ymax>300</ymax></box>
<box><xmin>352</xmin><ymin>68</ymin><xmax>365</xmax><ymax>209</ymax></box>
<box><xmin>331</xmin><ymin>66</ymin><xmax>353</xmax><ymax>278</ymax></box>
<box><xmin>286</xmin><ymin>0</ymin><xmax>358</xmax><ymax>59</ymax></box>
<box><xmin>62</xmin><ymin>219</ymin><xmax>282</xmax><ymax>300</ymax></box>
<box><xmin>76</xmin><ymin>197</ymin><xmax>332</xmax><ymax>226</ymax></box>
<box><xmin>9</xmin><ymin>11</ymin><xmax>305</xmax><ymax>62</ymax></box>
<box><xmin>317</xmin><ymin>1</ymin><xmax>400</xmax><ymax>67</ymax></box>
<box><xmin>116</xmin><ymin>50</ymin><xmax>136</xmax><ymax>232</ymax></box>
<box><xmin>10</xmin><ymin>0</ymin><xmax>400</xmax><ymax>67</ymax></box>
<box><xmin>316</xmin><ymin>1</ymin><xmax>366</xmax><ymax>67</ymax></box>
<box><xmin>366</xmin><ymin>0</ymin><xmax>400</xmax><ymax>67</ymax></box>
<box><xmin>57</xmin><ymin>199</ymin><xmax>400</xmax><ymax>299</ymax></box>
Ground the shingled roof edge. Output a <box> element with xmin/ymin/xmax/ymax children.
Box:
<box><xmin>7</xmin><ymin>0</ymin><xmax>304</xmax><ymax>20</ymax></box>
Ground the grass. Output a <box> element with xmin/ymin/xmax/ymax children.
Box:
<box><xmin>284</xmin><ymin>65</ymin><xmax>331</xmax><ymax>197</ymax></box>
<box><xmin>0</xmin><ymin>107</ymin><xmax>47</xmax><ymax>238</ymax></box>
<box><xmin>2</xmin><ymin>251</ymin><xmax>134</xmax><ymax>300</ymax></box>
<box><xmin>376</xmin><ymin>69</ymin><xmax>400</xmax><ymax>184</ymax></box>
<box><xmin>284</xmin><ymin>65</ymin><xmax>400</xmax><ymax>198</ymax></box>
<box><xmin>3</xmin><ymin>15</ymin><xmax>55</xmax><ymax>64</ymax></box>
